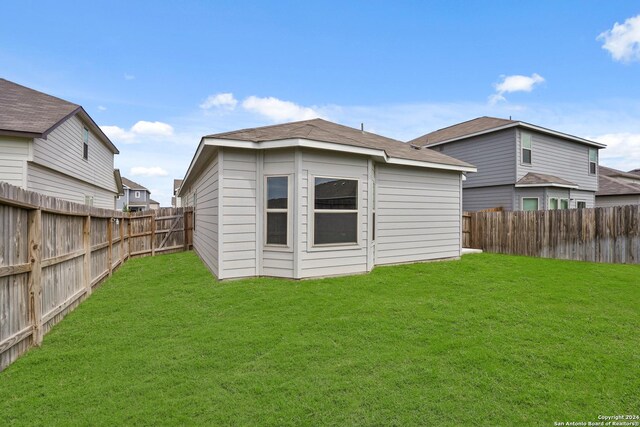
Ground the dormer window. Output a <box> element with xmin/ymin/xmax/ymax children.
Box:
<box><xmin>82</xmin><ymin>127</ymin><xmax>89</xmax><ymax>160</ymax></box>
<box><xmin>521</xmin><ymin>133</ymin><xmax>532</xmax><ymax>165</ymax></box>
<box><xmin>589</xmin><ymin>148</ymin><xmax>597</xmax><ymax>175</ymax></box>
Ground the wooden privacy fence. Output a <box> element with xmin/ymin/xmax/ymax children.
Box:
<box><xmin>0</xmin><ymin>182</ymin><xmax>192</xmax><ymax>371</ymax></box>
<box><xmin>466</xmin><ymin>205</ymin><xmax>640</xmax><ymax>264</ymax></box>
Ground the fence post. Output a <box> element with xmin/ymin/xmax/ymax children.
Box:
<box><xmin>28</xmin><ymin>209</ymin><xmax>43</xmax><ymax>346</ymax></box>
<box><xmin>107</xmin><ymin>217</ymin><xmax>113</xmax><ymax>276</ymax></box>
<box><xmin>151</xmin><ymin>211</ymin><xmax>156</xmax><ymax>256</ymax></box>
<box><xmin>120</xmin><ymin>216</ymin><xmax>125</xmax><ymax>265</ymax></box>
<box><xmin>127</xmin><ymin>215</ymin><xmax>132</xmax><ymax>259</ymax></box>
<box><xmin>183</xmin><ymin>209</ymin><xmax>189</xmax><ymax>251</ymax></box>
<box><xmin>83</xmin><ymin>215</ymin><xmax>92</xmax><ymax>296</ymax></box>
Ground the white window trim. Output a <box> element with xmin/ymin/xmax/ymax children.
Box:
<box><xmin>264</xmin><ymin>174</ymin><xmax>292</xmax><ymax>250</ymax></box>
<box><xmin>308</xmin><ymin>173</ymin><xmax>362</xmax><ymax>251</ymax></box>
<box><xmin>135</xmin><ymin>191</ymin><xmax>141</xmax><ymax>199</ymax></box>
<box><xmin>521</xmin><ymin>197</ymin><xmax>539</xmax><ymax>211</ymax></box>
<box><xmin>521</xmin><ymin>132</ymin><xmax>532</xmax><ymax>166</ymax></box>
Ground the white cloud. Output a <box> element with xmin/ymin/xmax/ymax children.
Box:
<box><xmin>200</xmin><ymin>93</ymin><xmax>238</xmax><ymax>110</ymax></box>
<box><xmin>97</xmin><ymin>105</ymin><xmax>107</xmax><ymax>111</ymax></box>
<box><xmin>597</xmin><ymin>15</ymin><xmax>640</xmax><ymax>63</ymax></box>
<box><xmin>124</xmin><ymin>73</ymin><xmax>135</xmax><ymax>80</ymax></box>
<box><xmin>242</xmin><ymin>96</ymin><xmax>322</xmax><ymax>122</ymax></box>
<box><xmin>130</xmin><ymin>121</ymin><xmax>174</xmax><ymax>136</ymax></box>
<box><xmin>130</xmin><ymin>166</ymin><xmax>169</xmax><ymax>177</ymax></box>
<box><xmin>101</xmin><ymin>121</ymin><xmax>174</xmax><ymax>143</ymax></box>
<box><xmin>592</xmin><ymin>132</ymin><xmax>640</xmax><ymax>171</ymax></box>
<box><xmin>489</xmin><ymin>73</ymin><xmax>545</xmax><ymax>104</ymax></box>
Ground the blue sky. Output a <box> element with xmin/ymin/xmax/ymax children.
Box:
<box><xmin>2</xmin><ymin>1</ymin><xmax>640</xmax><ymax>205</ymax></box>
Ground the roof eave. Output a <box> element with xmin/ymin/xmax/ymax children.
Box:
<box><xmin>515</xmin><ymin>183</ymin><xmax>580</xmax><ymax>189</ymax></box>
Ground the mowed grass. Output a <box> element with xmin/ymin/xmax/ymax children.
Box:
<box><xmin>1</xmin><ymin>252</ymin><xmax>639</xmax><ymax>426</ymax></box>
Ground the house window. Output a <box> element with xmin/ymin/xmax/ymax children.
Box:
<box><xmin>522</xmin><ymin>197</ymin><xmax>538</xmax><ymax>211</ymax></box>
<box><xmin>135</xmin><ymin>191</ymin><xmax>141</xmax><ymax>199</ymax></box>
<box><xmin>589</xmin><ymin>148</ymin><xmax>597</xmax><ymax>175</ymax></box>
<box><xmin>82</xmin><ymin>127</ymin><xmax>89</xmax><ymax>160</ymax></box>
<box><xmin>549</xmin><ymin>198</ymin><xmax>558</xmax><ymax>210</ymax></box>
<box><xmin>313</xmin><ymin>177</ymin><xmax>358</xmax><ymax>245</ymax></box>
<box><xmin>84</xmin><ymin>195</ymin><xmax>94</xmax><ymax>206</ymax></box>
<box><xmin>266</xmin><ymin>176</ymin><xmax>288</xmax><ymax>246</ymax></box>
<box><xmin>521</xmin><ymin>133</ymin><xmax>532</xmax><ymax>165</ymax></box>
<box><xmin>560</xmin><ymin>199</ymin><xmax>569</xmax><ymax>209</ymax></box>
<box><xmin>577</xmin><ymin>201</ymin><xmax>587</xmax><ymax>209</ymax></box>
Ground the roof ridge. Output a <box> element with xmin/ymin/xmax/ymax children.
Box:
<box><xmin>209</xmin><ymin>118</ymin><xmax>324</xmax><ymax>138</ymax></box>
<box><xmin>426</xmin><ymin>116</ymin><xmax>512</xmax><ymax>136</ymax></box>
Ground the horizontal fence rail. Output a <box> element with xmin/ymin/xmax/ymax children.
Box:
<box><xmin>0</xmin><ymin>182</ymin><xmax>192</xmax><ymax>371</ymax></box>
<box><xmin>466</xmin><ymin>205</ymin><xmax>640</xmax><ymax>264</ymax></box>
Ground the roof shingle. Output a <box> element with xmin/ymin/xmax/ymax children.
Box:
<box><xmin>516</xmin><ymin>172</ymin><xmax>577</xmax><ymax>187</ymax></box>
<box><xmin>409</xmin><ymin>116</ymin><xmax>516</xmax><ymax>146</ymax></box>
<box><xmin>207</xmin><ymin>118</ymin><xmax>474</xmax><ymax>169</ymax></box>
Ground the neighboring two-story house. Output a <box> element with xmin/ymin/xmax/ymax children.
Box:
<box><xmin>172</xmin><ymin>179</ymin><xmax>183</xmax><ymax>208</ymax></box>
<box><xmin>409</xmin><ymin>117</ymin><xmax>606</xmax><ymax>211</ymax></box>
<box><xmin>116</xmin><ymin>177</ymin><xmax>152</xmax><ymax>211</ymax></box>
<box><xmin>0</xmin><ymin>78</ymin><xmax>122</xmax><ymax>209</ymax></box>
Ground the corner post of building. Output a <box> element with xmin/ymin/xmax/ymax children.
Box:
<box><xmin>28</xmin><ymin>208</ymin><xmax>43</xmax><ymax>346</ymax></box>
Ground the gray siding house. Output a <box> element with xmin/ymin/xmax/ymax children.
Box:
<box><xmin>0</xmin><ymin>78</ymin><xmax>122</xmax><ymax>209</ymax></box>
<box><xmin>116</xmin><ymin>177</ymin><xmax>152</xmax><ymax>211</ymax></box>
<box><xmin>409</xmin><ymin>117</ymin><xmax>606</xmax><ymax>211</ymax></box>
<box><xmin>595</xmin><ymin>165</ymin><xmax>640</xmax><ymax>207</ymax></box>
<box><xmin>179</xmin><ymin>119</ymin><xmax>476</xmax><ymax>280</ymax></box>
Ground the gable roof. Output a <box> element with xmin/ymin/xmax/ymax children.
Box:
<box><xmin>121</xmin><ymin>177</ymin><xmax>149</xmax><ymax>190</ymax></box>
<box><xmin>0</xmin><ymin>78</ymin><xmax>119</xmax><ymax>154</ymax></box>
<box><xmin>409</xmin><ymin>116</ymin><xmax>606</xmax><ymax>149</ymax></box>
<box><xmin>515</xmin><ymin>172</ymin><xmax>578</xmax><ymax>188</ymax></box>
<box><xmin>597</xmin><ymin>175</ymin><xmax>640</xmax><ymax>196</ymax></box>
<box><xmin>599</xmin><ymin>165</ymin><xmax>640</xmax><ymax>181</ymax></box>
<box><xmin>206</xmin><ymin>118</ymin><xmax>474</xmax><ymax>169</ymax></box>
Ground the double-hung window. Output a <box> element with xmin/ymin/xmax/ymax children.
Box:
<box><xmin>549</xmin><ymin>198</ymin><xmax>558</xmax><ymax>210</ymax></box>
<box><xmin>313</xmin><ymin>177</ymin><xmax>358</xmax><ymax>245</ymax></box>
<box><xmin>589</xmin><ymin>148</ymin><xmax>597</xmax><ymax>175</ymax></box>
<box><xmin>560</xmin><ymin>199</ymin><xmax>569</xmax><ymax>209</ymax></box>
<box><xmin>82</xmin><ymin>127</ymin><xmax>89</xmax><ymax>160</ymax></box>
<box><xmin>266</xmin><ymin>176</ymin><xmax>288</xmax><ymax>246</ymax></box>
<box><xmin>521</xmin><ymin>133</ymin><xmax>532</xmax><ymax>165</ymax></box>
<box><xmin>577</xmin><ymin>201</ymin><xmax>586</xmax><ymax>209</ymax></box>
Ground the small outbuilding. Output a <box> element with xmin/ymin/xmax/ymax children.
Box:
<box><xmin>179</xmin><ymin>119</ymin><xmax>476</xmax><ymax>280</ymax></box>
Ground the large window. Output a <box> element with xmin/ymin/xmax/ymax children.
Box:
<box><xmin>82</xmin><ymin>127</ymin><xmax>89</xmax><ymax>160</ymax></box>
<box><xmin>549</xmin><ymin>198</ymin><xmax>558</xmax><ymax>210</ymax></box>
<box><xmin>266</xmin><ymin>176</ymin><xmax>288</xmax><ymax>245</ymax></box>
<box><xmin>589</xmin><ymin>148</ymin><xmax>597</xmax><ymax>175</ymax></box>
<box><xmin>577</xmin><ymin>201</ymin><xmax>587</xmax><ymax>209</ymax></box>
<box><xmin>521</xmin><ymin>133</ymin><xmax>532</xmax><ymax>165</ymax></box>
<box><xmin>522</xmin><ymin>197</ymin><xmax>539</xmax><ymax>211</ymax></box>
<box><xmin>314</xmin><ymin>177</ymin><xmax>358</xmax><ymax>245</ymax></box>
<box><xmin>560</xmin><ymin>199</ymin><xmax>569</xmax><ymax>209</ymax></box>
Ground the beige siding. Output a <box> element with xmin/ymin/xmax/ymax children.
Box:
<box><xmin>222</xmin><ymin>148</ymin><xmax>257</xmax><ymax>279</ymax></box>
<box><xmin>26</xmin><ymin>162</ymin><xmax>115</xmax><ymax>209</ymax></box>
<box><xmin>262</xmin><ymin>149</ymin><xmax>295</xmax><ymax>278</ymax></box>
<box><xmin>376</xmin><ymin>164</ymin><xmax>461</xmax><ymax>265</ymax></box>
<box><xmin>32</xmin><ymin>114</ymin><xmax>117</xmax><ymax>192</ymax></box>
<box><xmin>0</xmin><ymin>136</ymin><xmax>30</xmax><ymax>187</ymax></box>
<box><xmin>595</xmin><ymin>194</ymin><xmax>640</xmax><ymax>207</ymax></box>
<box><xmin>299</xmin><ymin>149</ymin><xmax>369</xmax><ymax>278</ymax></box>
<box><xmin>189</xmin><ymin>151</ymin><xmax>220</xmax><ymax>277</ymax></box>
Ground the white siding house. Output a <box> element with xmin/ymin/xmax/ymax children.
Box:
<box><xmin>179</xmin><ymin>119</ymin><xmax>476</xmax><ymax>280</ymax></box>
<box><xmin>0</xmin><ymin>78</ymin><xmax>121</xmax><ymax>209</ymax></box>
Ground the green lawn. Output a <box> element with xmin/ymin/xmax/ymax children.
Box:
<box><xmin>1</xmin><ymin>252</ymin><xmax>639</xmax><ymax>426</ymax></box>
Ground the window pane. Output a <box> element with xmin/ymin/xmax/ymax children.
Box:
<box><xmin>83</xmin><ymin>128</ymin><xmax>89</xmax><ymax>143</ymax></box>
<box><xmin>314</xmin><ymin>212</ymin><xmax>357</xmax><ymax>244</ymax></box>
<box><xmin>523</xmin><ymin>149</ymin><xmax>532</xmax><ymax>164</ymax></box>
<box><xmin>589</xmin><ymin>148</ymin><xmax>597</xmax><ymax>162</ymax></box>
<box><xmin>267</xmin><ymin>176</ymin><xmax>288</xmax><ymax>209</ymax></box>
<box><xmin>523</xmin><ymin>198</ymin><xmax>538</xmax><ymax>211</ymax></box>
<box><xmin>560</xmin><ymin>199</ymin><xmax>569</xmax><ymax>209</ymax></box>
<box><xmin>577</xmin><ymin>201</ymin><xmax>586</xmax><ymax>209</ymax></box>
<box><xmin>522</xmin><ymin>133</ymin><xmax>532</xmax><ymax>149</ymax></box>
<box><xmin>590</xmin><ymin>162</ymin><xmax>596</xmax><ymax>175</ymax></box>
<box><xmin>549</xmin><ymin>198</ymin><xmax>558</xmax><ymax>210</ymax></box>
<box><xmin>315</xmin><ymin>178</ymin><xmax>357</xmax><ymax>210</ymax></box>
<box><xmin>267</xmin><ymin>212</ymin><xmax>287</xmax><ymax>245</ymax></box>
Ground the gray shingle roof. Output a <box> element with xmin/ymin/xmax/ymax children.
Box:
<box><xmin>207</xmin><ymin>118</ymin><xmax>474</xmax><ymax>169</ymax></box>
<box><xmin>0</xmin><ymin>78</ymin><xmax>80</xmax><ymax>136</ymax></box>
<box><xmin>0</xmin><ymin>78</ymin><xmax>119</xmax><ymax>154</ymax></box>
<box><xmin>597</xmin><ymin>175</ymin><xmax>640</xmax><ymax>196</ymax></box>
<box><xmin>409</xmin><ymin>116</ymin><xmax>516</xmax><ymax>146</ymax></box>
<box><xmin>121</xmin><ymin>177</ymin><xmax>149</xmax><ymax>190</ymax></box>
<box><xmin>599</xmin><ymin>165</ymin><xmax>640</xmax><ymax>180</ymax></box>
<box><xmin>516</xmin><ymin>172</ymin><xmax>577</xmax><ymax>187</ymax></box>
